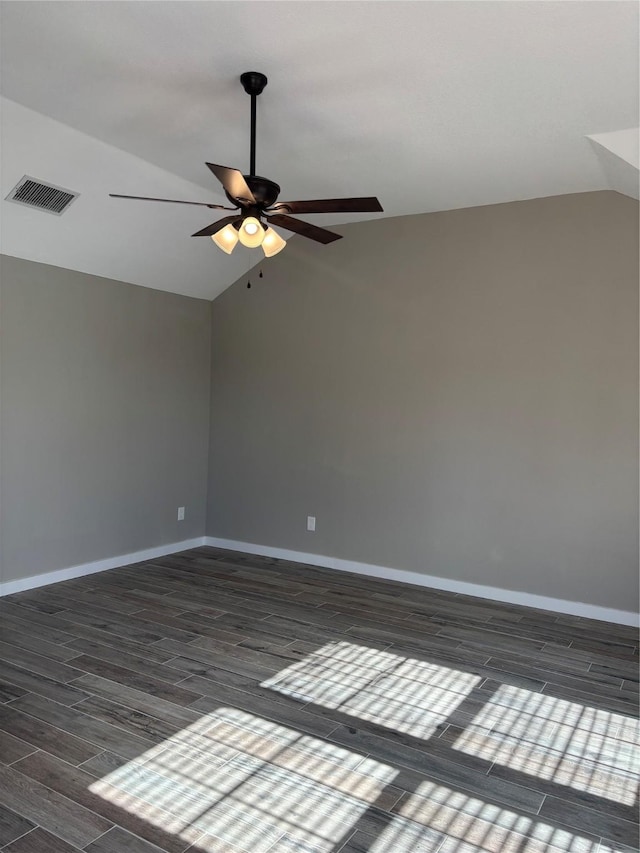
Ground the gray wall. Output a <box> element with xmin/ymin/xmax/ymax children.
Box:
<box><xmin>206</xmin><ymin>191</ymin><xmax>639</xmax><ymax>611</ymax></box>
<box><xmin>3</xmin><ymin>192</ymin><xmax>637</xmax><ymax>610</ymax></box>
<box><xmin>1</xmin><ymin>255</ymin><xmax>212</xmax><ymax>582</ymax></box>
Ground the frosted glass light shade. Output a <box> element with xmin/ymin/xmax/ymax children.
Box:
<box><xmin>211</xmin><ymin>224</ymin><xmax>239</xmax><ymax>254</ymax></box>
<box><xmin>238</xmin><ymin>216</ymin><xmax>265</xmax><ymax>248</ymax></box>
<box><xmin>261</xmin><ymin>227</ymin><xmax>287</xmax><ymax>257</ymax></box>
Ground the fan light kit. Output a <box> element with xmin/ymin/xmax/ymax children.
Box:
<box><xmin>110</xmin><ymin>72</ymin><xmax>383</xmax><ymax>258</ymax></box>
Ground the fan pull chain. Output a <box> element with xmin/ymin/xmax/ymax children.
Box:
<box><xmin>247</xmin><ymin>268</ymin><xmax>264</xmax><ymax>289</ymax></box>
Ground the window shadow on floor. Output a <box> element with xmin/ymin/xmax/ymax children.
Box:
<box><xmin>81</xmin><ymin>637</ymin><xmax>638</xmax><ymax>852</ymax></box>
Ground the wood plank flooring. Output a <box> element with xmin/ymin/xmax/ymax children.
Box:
<box><xmin>0</xmin><ymin>546</ymin><xmax>637</xmax><ymax>853</ymax></box>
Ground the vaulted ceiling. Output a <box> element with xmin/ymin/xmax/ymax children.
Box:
<box><xmin>1</xmin><ymin>1</ymin><xmax>638</xmax><ymax>299</ymax></box>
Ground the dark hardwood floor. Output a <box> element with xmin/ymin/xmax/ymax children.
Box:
<box><xmin>0</xmin><ymin>546</ymin><xmax>637</xmax><ymax>853</ymax></box>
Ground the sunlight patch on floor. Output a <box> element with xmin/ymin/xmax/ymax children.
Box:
<box><xmin>451</xmin><ymin>684</ymin><xmax>640</xmax><ymax>805</ymax></box>
<box><xmin>260</xmin><ymin>640</ymin><xmax>482</xmax><ymax>739</ymax></box>
<box><xmin>393</xmin><ymin>778</ymin><xmax>604</xmax><ymax>853</ymax></box>
<box><xmin>89</xmin><ymin>706</ymin><xmax>398</xmax><ymax>853</ymax></box>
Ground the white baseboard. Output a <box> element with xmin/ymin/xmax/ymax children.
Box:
<box><xmin>0</xmin><ymin>537</ymin><xmax>207</xmax><ymax>597</ymax></box>
<box><xmin>204</xmin><ymin>536</ymin><xmax>639</xmax><ymax>628</ymax></box>
<box><xmin>3</xmin><ymin>533</ymin><xmax>636</xmax><ymax>628</ymax></box>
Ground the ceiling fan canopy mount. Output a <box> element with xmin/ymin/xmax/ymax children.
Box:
<box><xmin>240</xmin><ymin>71</ymin><xmax>268</xmax><ymax>97</ymax></box>
<box><xmin>109</xmin><ymin>70</ymin><xmax>383</xmax><ymax>254</ymax></box>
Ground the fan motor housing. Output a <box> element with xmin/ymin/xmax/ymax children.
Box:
<box><xmin>226</xmin><ymin>175</ymin><xmax>280</xmax><ymax>208</ymax></box>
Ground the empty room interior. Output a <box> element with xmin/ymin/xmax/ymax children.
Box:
<box><xmin>0</xmin><ymin>2</ymin><xmax>638</xmax><ymax>853</ymax></box>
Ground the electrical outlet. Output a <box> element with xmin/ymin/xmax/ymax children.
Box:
<box><xmin>177</xmin><ymin>506</ymin><xmax>185</xmax><ymax>521</ymax></box>
<box><xmin>307</xmin><ymin>515</ymin><xmax>316</xmax><ymax>532</ymax></box>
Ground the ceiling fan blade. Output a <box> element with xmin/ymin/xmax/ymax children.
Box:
<box><xmin>206</xmin><ymin>164</ymin><xmax>256</xmax><ymax>205</ymax></box>
<box><xmin>109</xmin><ymin>194</ymin><xmax>233</xmax><ymax>209</ymax></box>
<box><xmin>270</xmin><ymin>197</ymin><xmax>383</xmax><ymax>215</ymax></box>
<box><xmin>267</xmin><ymin>213</ymin><xmax>342</xmax><ymax>245</ymax></box>
<box><xmin>191</xmin><ymin>215</ymin><xmax>240</xmax><ymax>237</ymax></box>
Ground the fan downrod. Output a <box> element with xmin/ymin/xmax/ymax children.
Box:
<box><xmin>240</xmin><ymin>72</ymin><xmax>267</xmax><ymax>177</ymax></box>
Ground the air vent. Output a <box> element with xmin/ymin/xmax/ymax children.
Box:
<box><xmin>5</xmin><ymin>175</ymin><xmax>79</xmax><ymax>215</ymax></box>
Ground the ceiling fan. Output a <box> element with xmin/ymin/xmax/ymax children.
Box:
<box><xmin>110</xmin><ymin>72</ymin><xmax>383</xmax><ymax>257</ymax></box>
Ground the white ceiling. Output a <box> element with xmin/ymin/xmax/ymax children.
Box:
<box><xmin>1</xmin><ymin>1</ymin><xmax>638</xmax><ymax>300</ymax></box>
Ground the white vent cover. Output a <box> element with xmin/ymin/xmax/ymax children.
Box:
<box><xmin>5</xmin><ymin>175</ymin><xmax>79</xmax><ymax>215</ymax></box>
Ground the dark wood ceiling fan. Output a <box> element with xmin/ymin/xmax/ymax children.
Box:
<box><xmin>110</xmin><ymin>72</ymin><xmax>383</xmax><ymax>253</ymax></box>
